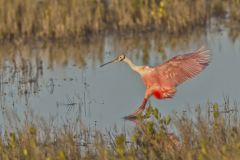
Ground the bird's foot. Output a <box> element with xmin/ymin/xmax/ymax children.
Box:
<box><xmin>123</xmin><ymin>108</ymin><xmax>145</xmax><ymax>120</ymax></box>
<box><xmin>124</xmin><ymin>99</ymin><xmax>148</xmax><ymax>120</ymax></box>
<box><xmin>123</xmin><ymin>112</ymin><xmax>151</xmax><ymax>120</ymax></box>
<box><xmin>123</xmin><ymin>114</ymin><xmax>139</xmax><ymax>120</ymax></box>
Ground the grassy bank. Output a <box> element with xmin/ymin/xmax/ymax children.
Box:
<box><xmin>0</xmin><ymin>101</ymin><xmax>240</xmax><ymax>159</ymax></box>
<box><xmin>0</xmin><ymin>0</ymin><xmax>239</xmax><ymax>40</ymax></box>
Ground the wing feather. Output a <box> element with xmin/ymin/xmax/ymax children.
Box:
<box><xmin>155</xmin><ymin>47</ymin><xmax>210</xmax><ymax>87</ymax></box>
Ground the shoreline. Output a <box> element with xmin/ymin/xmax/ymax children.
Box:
<box><xmin>0</xmin><ymin>0</ymin><xmax>239</xmax><ymax>40</ymax></box>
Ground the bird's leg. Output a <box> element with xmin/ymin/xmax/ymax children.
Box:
<box><xmin>124</xmin><ymin>89</ymin><xmax>152</xmax><ymax>120</ymax></box>
<box><xmin>124</xmin><ymin>98</ymin><xmax>148</xmax><ymax>119</ymax></box>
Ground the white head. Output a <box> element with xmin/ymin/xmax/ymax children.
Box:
<box><xmin>116</xmin><ymin>54</ymin><xmax>126</xmax><ymax>62</ymax></box>
<box><xmin>100</xmin><ymin>54</ymin><xmax>126</xmax><ymax>67</ymax></box>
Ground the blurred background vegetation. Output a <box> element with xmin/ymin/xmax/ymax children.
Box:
<box><xmin>0</xmin><ymin>0</ymin><xmax>239</xmax><ymax>40</ymax></box>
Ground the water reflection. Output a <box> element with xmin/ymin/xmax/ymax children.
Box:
<box><xmin>0</xmin><ymin>29</ymin><xmax>207</xmax><ymax>101</ymax></box>
<box><xmin>0</xmin><ymin>27</ymin><xmax>239</xmax><ymax>130</ymax></box>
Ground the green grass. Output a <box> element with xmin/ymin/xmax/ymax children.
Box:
<box><xmin>0</xmin><ymin>0</ymin><xmax>239</xmax><ymax>40</ymax></box>
<box><xmin>1</xmin><ymin>100</ymin><xmax>240</xmax><ymax>159</ymax></box>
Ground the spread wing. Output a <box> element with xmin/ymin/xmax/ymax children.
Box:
<box><xmin>155</xmin><ymin>47</ymin><xmax>210</xmax><ymax>87</ymax></box>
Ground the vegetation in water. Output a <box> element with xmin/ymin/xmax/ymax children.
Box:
<box><xmin>0</xmin><ymin>0</ymin><xmax>239</xmax><ymax>40</ymax></box>
<box><xmin>0</xmin><ymin>100</ymin><xmax>240</xmax><ymax>159</ymax></box>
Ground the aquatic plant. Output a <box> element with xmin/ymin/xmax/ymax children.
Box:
<box><xmin>0</xmin><ymin>100</ymin><xmax>240</xmax><ymax>159</ymax></box>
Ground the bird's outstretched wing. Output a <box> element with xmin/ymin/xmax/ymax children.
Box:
<box><xmin>155</xmin><ymin>47</ymin><xmax>210</xmax><ymax>87</ymax></box>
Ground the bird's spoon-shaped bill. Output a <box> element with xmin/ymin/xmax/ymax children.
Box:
<box><xmin>100</xmin><ymin>58</ymin><xmax>117</xmax><ymax>67</ymax></box>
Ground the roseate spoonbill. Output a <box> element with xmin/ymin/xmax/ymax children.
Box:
<box><xmin>100</xmin><ymin>47</ymin><xmax>210</xmax><ymax>119</ymax></box>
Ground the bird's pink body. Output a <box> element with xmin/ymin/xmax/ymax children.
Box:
<box><xmin>127</xmin><ymin>47</ymin><xmax>210</xmax><ymax>118</ymax></box>
<box><xmin>141</xmin><ymin>67</ymin><xmax>175</xmax><ymax>99</ymax></box>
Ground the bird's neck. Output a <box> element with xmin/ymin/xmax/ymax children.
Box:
<box><xmin>123</xmin><ymin>57</ymin><xmax>143</xmax><ymax>74</ymax></box>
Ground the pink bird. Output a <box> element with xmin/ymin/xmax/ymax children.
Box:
<box><xmin>100</xmin><ymin>47</ymin><xmax>210</xmax><ymax>119</ymax></box>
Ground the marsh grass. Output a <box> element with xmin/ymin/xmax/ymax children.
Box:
<box><xmin>1</xmin><ymin>100</ymin><xmax>240</xmax><ymax>159</ymax></box>
<box><xmin>0</xmin><ymin>0</ymin><xmax>239</xmax><ymax>40</ymax></box>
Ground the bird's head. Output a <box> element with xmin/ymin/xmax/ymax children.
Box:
<box><xmin>116</xmin><ymin>54</ymin><xmax>126</xmax><ymax>62</ymax></box>
<box><xmin>100</xmin><ymin>54</ymin><xmax>126</xmax><ymax>67</ymax></box>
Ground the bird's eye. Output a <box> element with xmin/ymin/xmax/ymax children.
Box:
<box><xmin>118</xmin><ymin>55</ymin><xmax>125</xmax><ymax>61</ymax></box>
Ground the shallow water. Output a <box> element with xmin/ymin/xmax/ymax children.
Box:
<box><xmin>0</xmin><ymin>27</ymin><xmax>239</xmax><ymax>131</ymax></box>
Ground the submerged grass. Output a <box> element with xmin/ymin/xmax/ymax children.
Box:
<box><xmin>1</xmin><ymin>100</ymin><xmax>240</xmax><ymax>159</ymax></box>
<box><xmin>0</xmin><ymin>0</ymin><xmax>239</xmax><ymax>40</ymax></box>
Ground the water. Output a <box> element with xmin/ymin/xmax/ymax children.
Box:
<box><xmin>0</xmin><ymin>27</ymin><xmax>240</xmax><ymax>131</ymax></box>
